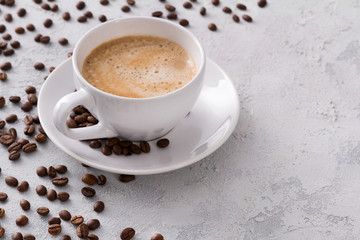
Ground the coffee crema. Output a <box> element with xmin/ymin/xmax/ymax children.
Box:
<box><xmin>82</xmin><ymin>35</ymin><xmax>197</xmax><ymax>98</ymax></box>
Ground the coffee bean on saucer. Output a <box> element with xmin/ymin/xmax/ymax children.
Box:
<box><xmin>77</xmin><ymin>223</ymin><xmax>89</xmax><ymax>238</ymax></box>
<box><xmin>62</xmin><ymin>12</ymin><xmax>71</xmax><ymax>21</ymax></box>
<box><xmin>258</xmin><ymin>0</ymin><xmax>267</xmax><ymax>7</ymax></box>
<box><xmin>165</xmin><ymin>4</ymin><xmax>175</xmax><ymax>11</ymax></box>
<box><xmin>242</xmin><ymin>14</ymin><xmax>252</xmax><ymax>22</ymax></box>
<box><xmin>36</xmin><ymin>185</ymin><xmax>47</xmax><ymax>195</ymax></box>
<box><xmin>0</xmin><ymin>208</ymin><xmax>5</xmax><ymax>218</ymax></box>
<box><xmin>100</xmin><ymin>0</ymin><xmax>109</xmax><ymax>5</ymax></box>
<box><xmin>232</xmin><ymin>14</ymin><xmax>240</xmax><ymax>23</ymax></box>
<box><xmin>58</xmin><ymin>38</ymin><xmax>68</xmax><ymax>45</ymax></box>
<box><xmin>87</xmin><ymin>115</ymin><xmax>98</xmax><ymax>124</ymax></box>
<box><xmin>66</xmin><ymin>119</ymin><xmax>78</xmax><ymax>128</ymax></box>
<box><xmin>24</xmin><ymin>124</ymin><xmax>35</xmax><ymax>135</ymax></box>
<box><xmin>57</xmin><ymin>192</ymin><xmax>70</xmax><ymax>201</ymax></box>
<box><xmin>74</xmin><ymin>114</ymin><xmax>87</xmax><ymax>124</ymax></box>
<box><xmin>167</xmin><ymin>13</ymin><xmax>177</xmax><ymax>20</ymax></box>
<box><xmin>112</xmin><ymin>144</ymin><xmax>122</xmax><ymax>155</ymax></box>
<box><xmin>76</xmin><ymin>1</ymin><xmax>85</xmax><ymax>10</ymax></box>
<box><xmin>119</xmin><ymin>174</ymin><xmax>135</xmax><ymax>183</ymax></box>
<box><xmin>87</xmin><ymin>219</ymin><xmax>100</xmax><ymax>230</ymax></box>
<box><xmin>98</xmin><ymin>14</ymin><xmax>107</xmax><ymax>22</ymax></box>
<box><xmin>237</xmin><ymin>3</ymin><xmax>247</xmax><ymax>10</ymax></box>
<box><xmin>140</xmin><ymin>141</ymin><xmax>150</xmax><ymax>153</ymax></box>
<box><xmin>93</xmin><ymin>201</ymin><xmax>105</xmax><ymax>213</ymax></box>
<box><xmin>55</xmin><ymin>165</ymin><xmax>67</xmax><ymax>174</ymax></box>
<box><xmin>16</xmin><ymin>215</ymin><xmax>29</xmax><ymax>226</ymax></box>
<box><xmin>89</xmin><ymin>139</ymin><xmax>101</xmax><ymax>148</ymax></box>
<box><xmin>118</xmin><ymin>140</ymin><xmax>132</xmax><ymax>148</ymax></box>
<box><xmin>130</xmin><ymin>144</ymin><xmax>141</xmax><ymax>154</ymax></box>
<box><xmin>179</xmin><ymin>19</ymin><xmax>189</xmax><ymax>27</ymax></box>
<box><xmin>122</xmin><ymin>148</ymin><xmax>131</xmax><ymax>156</ymax></box>
<box><xmin>37</xmin><ymin>166</ymin><xmax>47</xmax><ymax>177</ymax></box>
<box><xmin>59</xmin><ymin>210</ymin><xmax>71</xmax><ymax>221</ymax></box>
<box><xmin>211</xmin><ymin>0</ymin><xmax>219</xmax><ymax>6</ymax></box>
<box><xmin>77</xmin><ymin>16</ymin><xmax>87</xmax><ymax>23</ymax></box>
<box><xmin>37</xmin><ymin>206</ymin><xmax>49</xmax><ymax>216</ymax></box>
<box><xmin>52</xmin><ymin>176</ymin><xmax>68</xmax><ymax>186</ymax></box>
<box><xmin>23</xmin><ymin>234</ymin><xmax>35</xmax><ymax>240</ymax></box>
<box><xmin>222</xmin><ymin>6</ymin><xmax>232</xmax><ymax>13</ymax></box>
<box><xmin>183</xmin><ymin>2</ymin><xmax>192</xmax><ymax>9</ymax></box>
<box><xmin>105</xmin><ymin>137</ymin><xmax>119</xmax><ymax>147</ymax></box>
<box><xmin>17</xmin><ymin>181</ymin><xmax>29</xmax><ymax>192</ymax></box>
<box><xmin>35</xmin><ymin>133</ymin><xmax>47</xmax><ymax>143</ymax></box>
<box><xmin>48</xmin><ymin>217</ymin><xmax>61</xmax><ymax>225</ymax></box>
<box><xmin>4</xmin><ymin>13</ymin><xmax>13</xmax><ymax>22</ymax></box>
<box><xmin>21</xmin><ymin>102</ymin><xmax>33</xmax><ymax>112</ymax></box>
<box><xmin>152</xmin><ymin>11</ymin><xmax>163</xmax><ymax>18</ymax></box>
<box><xmin>48</xmin><ymin>224</ymin><xmax>62</xmax><ymax>235</ymax></box>
<box><xmin>26</xmin><ymin>24</ymin><xmax>36</xmax><ymax>31</ymax></box>
<box><xmin>40</xmin><ymin>35</ymin><xmax>51</xmax><ymax>44</ymax></box>
<box><xmin>97</xmin><ymin>175</ymin><xmax>107</xmax><ymax>185</ymax></box>
<box><xmin>82</xmin><ymin>174</ymin><xmax>96</xmax><ymax>185</ymax></box>
<box><xmin>151</xmin><ymin>233</ymin><xmax>164</xmax><ymax>240</ymax></box>
<box><xmin>0</xmin><ymin>72</ymin><xmax>7</xmax><ymax>81</ymax></box>
<box><xmin>71</xmin><ymin>215</ymin><xmax>84</xmax><ymax>225</ymax></box>
<box><xmin>10</xmin><ymin>40</ymin><xmax>20</xmax><ymax>49</ymax></box>
<box><xmin>156</xmin><ymin>138</ymin><xmax>169</xmax><ymax>148</ymax></box>
<box><xmin>0</xmin><ymin>62</ymin><xmax>11</xmax><ymax>71</ymax></box>
<box><xmin>121</xmin><ymin>5</ymin><xmax>130</xmax><ymax>12</ymax></box>
<box><xmin>101</xmin><ymin>146</ymin><xmax>112</xmax><ymax>156</ymax></box>
<box><xmin>120</xmin><ymin>227</ymin><xmax>135</xmax><ymax>240</ymax></box>
<box><xmin>5</xmin><ymin>176</ymin><xmax>18</xmax><ymax>187</ymax></box>
<box><xmin>51</xmin><ymin>4</ymin><xmax>58</xmax><ymax>11</ymax></box>
<box><xmin>6</xmin><ymin>114</ymin><xmax>17</xmax><ymax>123</ymax></box>
<box><xmin>208</xmin><ymin>23</ymin><xmax>217</xmax><ymax>31</ymax></box>
<box><xmin>47</xmin><ymin>189</ymin><xmax>57</xmax><ymax>201</ymax></box>
<box><xmin>81</xmin><ymin>187</ymin><xmax>96</xmax><ymax>197</ymax></box>
<box><xmin>41</xmin><ymin>2</ymin><xmax>50</xmax><ymax>10</ymax></box>
<box><xmin>0</xmin><ymin>192</ymin><xmax>8</xmax><ymax>201</ymax></box>
<box><xmin>20</xmin><ymin>199</ymin><xmax>30</xmax><ymax>211</ymax></box>
<box><xmin>12</xmin><ymin>232</ymin><xmax>23</xmax><ymax>240</ymax></box>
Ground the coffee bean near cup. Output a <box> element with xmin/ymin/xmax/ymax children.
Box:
<box><xmin>53</xmin><ymin>17</ymin><xmax>205</xmax><ymax>141</ymax></box>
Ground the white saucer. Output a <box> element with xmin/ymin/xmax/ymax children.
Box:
<box><xmin>38</xmin><ymin>58</ymin><xmax>240</xmax><ymax>175</ymax></box>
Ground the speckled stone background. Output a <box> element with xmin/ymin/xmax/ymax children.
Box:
<box><xmin>1</xmin><ymin>0</ymin><xmax>360</xmax><ymax>239</ymax></box>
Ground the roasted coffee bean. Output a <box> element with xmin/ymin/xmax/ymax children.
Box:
<box><xmin>82</xmin><ymin>174</ymin><xmax>96</xmax><ymax>185</ymax></box>
<box><xmin>33</xmin><ymin>0</ymin><xmax>42</xmax><ymax>3</ymax></box>
<box><xmin>55</xmin><ymin>165</ymin><xmax>67</xmax><ymax>174</ymax></box>
<box><xmin>98</xmin><ymin>14</ymin><xmax>107</xmax><ymax>22</ymax></box>
<box><xmin>59</xmin><ymin>210</ymin><xmax>71</xmax><ymax>221</ymax></box>
<box><xmin>35</xmin><ymin>133</ymin><xmax>47</xmax><ymax>143</ymax></box>
<box><xmin>120</xmin><ymin>227</ymin><xmax>135</xmax><ymax>240</ymax></box>
<box><xmin>78</xmin><ymin>122</ymin><xmax>87</xmax><ymax>128</ymax></box>
<box><xmin>76</xmin><ymin>1</ymin><xmax>86</xmax><ymax>10</ymax></box>
<box><xmin>47</xmin><ymin>189</ymin><xmax>57</xmax><ymax>201</ymax></box>
<box><xmin>165</xmin><ymin>4</ymin><xmax>175</xmax><ymax>11</ymax></box>
<box><xmin>4</xmin><ymin>13</ymin><xmax>13</xmax><ymax>22</ymax></box>
<box><xmin>62</xmin><ymin>12</ymin><xmax>71</xmax><ymax>21</ymax></box>
<box><xmin>0</xmin><ymin>24</ymin><xmax>5</xmax><ymax>33</ymax></box>
<box><xmin>12</xmin><ymin>232</ymin><xmax>23</xmax><ymax>240</ymax></box>
<box><xmin>258</xmin><ymin>0</ymin><xmax>267</xmax><ymax>7</ymax></box>
<box><xmin>179</xmin><ymin>19</ymin><xmax>189</xmax><ymax>27</ymax></box>
<box><xmin>152</xmin><ymin>11</ymin><xmax>163</xmax><ymax>17</ymax></box>
<box><xmin>41</xmin><ymin>2</ymin><xmax>50</xmax><ymax>10</ymax></box>
<box><xmin>93</xmin><ymin>201</ymin><xmax>105</xmax><ymax>213</ymax></box>
<box><xmin>16</xmin><ymin>215</ymin><xmax>29</xmax><ymax>226</ymax></box>
<box><xmin>77</xmin><ymin>16</ymin><xmax>87</xmax><ymax>23</ymax></box>
<box><xmin>167</xmin><ymin>13</ymin><xmax>177</xmax><ymax>20</ymax></box>
<box><xmin>36</xmin><ymin>185</ymin><xmax>47</xmax><ymax>196</ymax></box>
<box><xmin>87</xmin><ymin>116</ymin><xmax>98</xmax><ymax>124</ymax></box>
<box><xmin>23</xmin><ymin>234</ymin><xmax>35</xmax><ymax>240</ymax></box>
<box><xmin>15</xmin><ymin>27</ymin><xmax>25</xmax><ymax>34</ymax></box>
<box><xmin>17</xmin><ymin>181</ymin><xmax>29</xmax><ymax>192</ymax></box>
<box><xmin>0</xmin><ymin>134</ymin><xmax>15</xmax><ymax>146</ymax></box>
<box><xmin>48</xmin><ymin>217</ymin><xmax>61</xmax><ymax>225</ymax></box>
<box><xmin>37</xmin><ymin>206</ymin><xmax>49</xmax><ymax>216</ymax></box>
<box><xmin>84</xmin><ymin>10</ymin><xmax>93</xmax><ymax>19</ymax></box>
<box><xmin>21</xmin><ymin>102</ymin><xmax>33</xmax><ymax>112</ymax></box>
<box><xmin>76</xmin><ymin>223</ymin><xmax>89</xmax><ymax>238</ymax></box>
<box><xmin>66</xmin><ymin>119</ymin><xmax>77</xmax><ymax>128</ymax></box>
<box><xmin>211</xmin><ymin>0</ymin><xmax>219</xmax><ymax>6</ymax></box>
<box><xmin>9</xmin><ymin>96</ymin><xmax>21</xmax><ymax>104</ymax></box>
<box><xmin>60</xmin><ymin>235</ymin><xmax>71</xmax><ymax>240</ymax></box>
<box><xmin>57</xmin><ymin>192</ymin><xmax>70</xmax><ymax>202</ymax></box>
<box><xmin>237</xmin><ymin>3</ymin><xmax>247</xmax><ymax>10</ymax></box>
<box><xmin>2</xmin><ymin>33</ymin><xmax>12</xmax><ymax>40</ymax></box>
<box><xmin>0</xmin><ymin>62</ymin><xmax>11</xmax><ymax>71</ymax></box>
<box><xmin>0</xmin><ymin>208</ymin><xmax>4</xmax><ymax>218</ymax></box>
<box><xmin>121</xmin><ymin>5</ymin><xmax>130</xmax><ymax>12</ymax></box>
<box><xmin>130</xmin><ymin>144</ymin><xmax>141</xmax><ymax>154</ymax></box>
<box><xmin>32</xmin><ymin>115</ymin><xmax>39</xmax><ymax>124</ymax></box>
<box><xmin>36</xmin><ymin>166</ymin><xmax>47</xmax><ymax>177</ymax></box>
<box><xmin>26</xmin><ymin>86</ymin><xmax>36</xmax><ymax>94</ymax></box>
<box><xmin>119</xmin><ymin>140</ymin><xmax>132</xmax><ymax>148</ymax></box>
<box><xmin>5</xmin><ymin>0</ymin><xmax>14</xmax><ymax>6</ymax></box>
<box><xmin>222</xmin><ymin>6</ymin><xmax>232</xmax><ymax>13</ymax></box>
<box><xmin>88</xmin><ymin>234</ymin><xmax>99</xmax><ymax>240</ymax></box>
<box><xmin>3</xmin><ymin>48</ymin><xmax>14</xmax><ymax>56</ymax></box>
<box><xmin>208</xmin><ymin>23</ymin><xmax>217</xmax><ymax>31</ymax></box>
<box><xmin>8</xmin><ymin>127</ymin><xmax>17</xmax><ymax>138</ymax></box>
<box><xmin>151</xmin><ymin>233</ymin><xmax>164</xmax><ymax>240</ymax></box>
<box><xmin>122</xmin><ymin>148</ymin><xmax>131</xmax><ymax>156</ymax></box>
<box><xmin>38</xmin><ymin>125</ymin><xmax>45</xmax><ymax>134</ymax></box>
<box><xmin>24</xmin><ymin>124</ymin><xmax>36</xmax><ymax>136</ymax></box>
<box><xmin>0</xmin><ymin>227</ymin><xmax>4</xmax><ymax>238</ymax></box>
<box><xmin>6</xmin><ymin>114</ymin><xmax>17</xmax><ymax>123</ymax></box>
<box><xmin>242</xmin><ymin>14</ymin><xmax>252</xmax><ymax>22</ymax></box>
<box><xmin>232</xmin><ymin>14</ymin><xmax>240</xmax><ymax>23</ymax></box>
<box><xmin>183</xmin><ymin>1</ymin><xmax>192</xmax><ymax>9</ymax></box>
<box><xmin>52</xmin><ymin>177</ymin><xmax>68</xmax><ymax>186</ymax></box>
<box><xmin>49</xmin><ymin>66</ymin><xmax>55</xmax><ymax>73</ymax></box>
<box><xmin>101</xmin><ymin>146</ymin><xmax>112</xmax><ymax>156</ymax></box>
<box><xmin>9</xmin><ymin>150</ymin><xmax>20</xmax><ymax>160</ymax></box>
<box><xmin>156</xmin><ymin>138</ymin><xmax>170</xmax><ymax>148</ymax></box>
<box><xmin>24</xmin><ymin>115</ymin><xmax>33</xmax><ymax>125</ymax></box>
<box><xmin>113</xmin><ymin>144</ymin><xmax>122</xmax><ymax>155</ymax></box>
<box><xmin>71</xmin><ymin>215</ymin><xmax>84</xmax><ymax>225</ymax></box>
<box><xmin>0</xmin><ymin>192</ymin><xmax>8</xmax><ymax>201</ymax></box>
<box><xmin>0</xmin><ymin>42</ymin><xmax>7</xmax><ymax>50</ymax></box>
<box><xmin>126</xmin><ymin>0</ymin><xmax>135</xmax><ymax>5</ymax></box>
<box><xmin>139</xmin><ymin>141</ymin><xmax>150</xmax><ymax>153</ymax></box>
<box><xmin>58</xmin><ymin>37</ymin><xmax>68</xmax><ymax>45</ymax></box>
<box><xmin>97</xmin><ymin>175</ymin><xmax>107</xmax><ymax>185</ymax></box>
<box><xmin>82</xmin><ymin>187</ymin><xmax>96</xmax><ymax>197</ymax></box>
<box><xmin>10</xmin><ymin>40</ymin><xmax>20</xmax><ymax>48</ymax></box>
<box><xmin>100</xmin><ymin>0</ymin><xmax>109</xmax><ymax>5</ymax></box>
<box><xmin>40</xmin><ymin>35</ymin><xmax>50</xmax><ymax>43</ymax></box>
<box><xmin>87</xmin><ymin>219</ymin><xmax>100</xmax><ymax>230</ymax></box>
<box><xmin>20</xmin><ymin>199</ymin><xmax>31</xmax><ymax>211</ymax></box>
<box><xmin>26</xmin><ymin>23</ymin><xmax>36</xmax><ymax>31</ymax></box>
<box><xmin>0</xmin><ymin>72</ymin><xmax>7</xmax><ymax>81</ymax></box>
<box><xmin>34</xmin><ymin>62</ymin><xmax>45</xmax><ymax>70</ymax></box>
<box><xmin>48</xmin><ymin>166</ymin><xmax>57</xmax><ymax>177</ymax></box>
<box><xmin>0</xmin><ymin>130</ymin><xmax>7</xmax><ymax>137</ymax></box>
<box><xmin>0</xmin><ymin>120</ymin><xmax>4</xmax><ymax>129</ymax></box>
<box><xmin>51</xmin><ymin>4</ymin><xmax>58</xmax><ymax>11</ymax></box>
<box><xmin>74</xmin><ymin>114</ymin><xmax>87</xmax><ymax>124</ymax></box>
<box><xmin>0</xmin><ymin>97</ymin><xmax>5</xmax><ymax>108</ymax></box>
<box><xmin>48</xmin><ymin>224</ymin><xmax>61</xmax><ymax>235</ymax></box>
<box><xmin>119</xmin><ymin>174</ymin><xmax>135</xmax><ymax>183</ymax></box>
<box><xmin>89</xmin><ymin>140</ymin><xmax>101</xmax><ymax>148</ymax></box>
<box><xmin>18</xmin><ymin>138</ymin><xmax>29</xmax><ymax>146</ymax></box>
<box><xmin>5</xmin><ymin>176</ymin><xmax>18</xmax><ymax>187</ymax></box>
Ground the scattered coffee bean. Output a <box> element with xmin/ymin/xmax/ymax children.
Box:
<box><xmin>82</xmin><ymin>174</ymin><xmax>96</xmax><ymax>185</ymax></box>
<box><xmin>88</xmin><ymin>233</ymin><xmax>99</xmax><ymax>240</ymax></box>
<box><xmin>0</xmin><ymin>227</ymin><xmax>4</xmax><ymax>237</ymax></box>
<box><xmin>9</xmin><ymin>150</ymin><xmax>20</xmax><ymax>160</ymax></box>
<box><xmin>34</xmin><ymin>33</ymin><xmax>42</xmax><ymax>42</ymax></box>
<box><xmin>0</xmin><ymin>72</ymin><xmax>7</xmax><ymax>81</ymax></box>
<box><xmin>48</xmin><ymin>224</ymin><xmax>62</xmax><ymax>235</ymax></box>
<box><xmin>36</xmin><ymin>184</ymin><xmax>47</xmax><ymax>195</ymax></box>
<box><xmin>76</xmin><ymin>223</ymin><xmax>89</xmax><ymax>238</ymax></box>
<box><xmin>10</xmin><ymin>40</ymin><xmax>20</xmax><ymax>49</ymax></box>
<box><xmin>17</xmin><ymin>181</ymin><xmax>29</xmax><ymax>192</ymax></box>
<box><xmin>98</xmin><ymin>14</ymin><xmax>107</xmax><ymax>22</ymax></box>
<box><xmin>199</xmin><ymin>6</ymin><xmax>206</xmax><ymax>16</ymax></box>
<box><xmin>84</xmin><ymin>10</ymin><xmax>93</xmax><ymax>18</ymax></box>
<box><xmin>242</xmin><ymin>14</ymin><xmax>252</xmax><ymax>22</ymax></box>
<box><xmin>36</xmin><ymin>166</ymin><xmax>47</xmax><ymax>177</ymax></box>
<box><xmin>76</xmin><ymin>1</ymin><xmax>86</xmax><ymax>10</ymax></box>
<box><xmin>97</xmin><ymin>175</ymin><xmax>107</xmax><ymax>185</ymax></box>
<box><xmin>25</xmin><ymin>86</ymin><xmax>36</xmax><ymax>94</ymax></box>
<box><xmin>40</xmin><ymin>35</ymin><xmax>50</xmax><ymax>43</ymax></box>
<box><xmin>59</xmin><ymin>210</ymin><xmax>71</xmax><ymax>221</ymax></box>
<box><xmin>41</xmin><ymin>2</ymin><xmax>50</xmax><ymax>10</ymax></box>
<box><xmin>77</xmin><ymin>15</ymin><xmax>87</xmax><ymax>23</ymax></box>
<box><xmin>0</xmin><ymin>62</ymin><xmax>11</xmax><ymax>71</ymax></box>
<box><xmin>157</xmin><ymin>138</ymin><xmax>169</xmax><ymax>148</ymax></box>
<box><xmin>3</xmin><ymin>48</ymin><xmax>15</xmax><ymax>56</ymax></box>
<box><xmin>140</xmin><ymin>141</ymin><xmax>151</xmax><ymax>153</ymax></box>
<box><xmin>94</xmin><ymin>201</ymin><xmax>105</xmax><ymax>213</ymax></box>
<box><xmin>66</xmin><ymin>119</ymin><xmax>78</xmax><ymax>128</ymax></box>
<box><xmin>21</xmin><ymin>102</ymin><xmax>33</xmax><ymax>112</ymax></box>
<box><xmin>87</xmin><ymin>219</ymin><xmax>100</xmax><ymax>230</ymax></box>
<box><xmin>20</xmin><ymin>199</ymin><xmax>31</xmax><ymax>211</ymax></box>
<box><xmin>37</xmin><ymin>206</ymin><xmax>49</xmax><ymax>216</ymax></box>
<box><xmin>15</xmin><ymin>27</ymin><xmax>25</xmax><ymax>34</ymax></box>
<box><xmin>119</xmin><ymin>174</ymin><xmax>135</xmax><ymax>183</ymax></box>
<box><xmin>48</xmin><ymin>166</ymin><xmax>56</xmax><ymax>177</ymax></box>
<box><xmin>48</xmin><ymin>217</ymin><xmax>61</xmax><ymax>225</ymax></box>
<box><xmin>0</xmin><ymin>208</ymin><xmax>5</xmax><ymax>218</ymax></box>
<box><xmin>152</xmin><ymin>11</ymin><xmax>163</xmax><ymax>18</ymax></box>
<box><xmin>12</xmin><ymin>232</ymin><xmax>23</xmax><ymax>240</ymax></box>
<box><xmin>179</xmin><ymin>19</ymin><xmax>189</xmax><ymax>27</ymax></box>
<box><xmin>0</xmin><ymin>25</ymin><xmax>5</xmax><ymax>33</ymax></box>
<box><xmin>57</xmin><ymin>192</ymin><xmax>70</xmax><ymax>201</ymax></box>
<box><xmin>100</xmin><ymin>0</ymin><xmax>109</xmax><ymax>5</ymax></box>
<box><xmin>258</xmin><ymin>0</ymin><xmax>267</xmax><ymax>8</ymax></box>
<box><xmin>43</xmin><ymin>18</ymin><xmax>53</xmax><ymax>28</ymax></box>
<box><xmin>33</xmin><ymin>0</ymin><xmax>42</xmax><ymax>3</ymax></box>
<box><xmin>38</xmin><ymin>125</ymin><xmax>45</xmax><ymax>134</ymax></box>
<box><xmin>2</xmin><ymin>33</ymin><xmax>12</xmax><ymax>40</ymax></box>
<box><xmin>121</xmin><ymin>5</ymin><xmax>130</xmax><ymax>12</ymax></box>
<box><xmin>0</xmin><ymin>134</ymin><xmax>15</xmax><ymax>146</ymax></box>
<box><xmin>0</xmin><ymin>97</ymin><xmax>5</xmax><ymax>108</ymax></box>
<box><xmin>151</xmin><ymin>233</ymin><xmax>164</xmax><ymax>240</ymax></box>
<box><xmin>62</xmin><ymin>12</ymin><xmax>71</xmax><ymax>21</ymax></box>
<box><xmin>26</xmin><ymin>23</ymin><xmax>36</xmax><ymax>31</ymax></box>
<box><xmin>211</xmin><ymin>0</ymin><xmax>219</xmax><ymax>6</ymax></box>
<box><xmin>55</xmin><ymin>165</ymin><xmax>67</xmax><ymax>174</ymax></box>
<box><xmin>232</xmin><ymin>14</ymin><xmax>240</xmax><ymax>23</ymax></box>
<box><xmin>60</xmin><ymin>235</ymin><xmax>71</xmax><ymax>240</ymax></box>
<box><xmin>101</xmin><ymin>146</ymin><xmax>112</xmax><ymax>156</ymax></box>
<box><xmin>165</xmin><ymin>4</ymin><xmax>175</xmax><ymax>11</ymax></box>
<box><xmin>51</xmin><ymin>4</ymin><xmax>58</xmax><ymax>11</ymax></box>
<box><xmin>89</xmin><ymin>139</ymin><xmax>101</xmax><ymax>148</ymax></box>
<box><xmin>8</xmin><ymin>128</ymin><xmax>16</xmax><ymax>138</ymax></box>
<box><xmin>82</xmin><ymin>186</ymin><xmax>96</xmax><ymax>197</ymax></box>
<box><xmin>126</xmin><ymin>0</ymin><xmax>135</xmax><ymax>5</ymax></box>
<box><xmin>222</xmin><ymin>6</ymin><xmax>232</xmax><ymax>13</ymax></box>
<box><xmin>4</xmin><ymin>13</ymin><xmax>13</xmax><ymax>22</ymax></box>
<box><xmin>23</xmin><ymin>142</ymin><xmax>37</xmax><ymax>153</ymax></box>
<box><xmin>8</xmin><ymin>141</ymin><xmax>21</xmax><ymax>152</ymax></box>
<box><xmin>35</xmin><ymin>133</ymin><xmax>47</xmax><ymax>143</ymax></box>
<box><xmin>24</xmin><ymin>124</ymin><xmax>35</xmax><ymax>136</ymax></box>
<box><xmin>0</xmin><ymin>192</ymin><xmax>8</xmax><ymax>201</ymax></box>
<box><xmin>120</xmin><ymin>227</ymin><xmax>135</xmax><ymax>240</ymax></box>
<box><xmin>18</xmin><ymin>138</ymin><xmax>29</xmax><ymax>146</ymax></box>
<box><xmin>23</xmin><ymin>234</ymin><xmax>35</xmax><ymax>240</ymax></box>
<box><xmin>47</xmin><ymin>189</ymin><xmax>57</xmax><ymax>201</ymax></box>
<box><xmin>183</xmin><ymin>2</ymin><xmax>192</xmax><ymax>9</ymax></box>
<box><xmin>16</xmin><ymin>215</ymin><xmax>29</xmax><ymax>226</ymax></box>
<box><xmin>5</xmin><ymin>176</ymin><xmax>18</xmax><ymax>187</ymax></box>
<box><xmin>58</xmin><ymin>37</ymin><xmax>68</xmax><ymax>45</ymax></box>
<box><xmin>34</xmin><ymin>62</ymin><xmax>45</xmax><ymax>70</ymax></box>
<box><xmin>52</xmin><ymin>176</ymin><xmax>68</xmax><ymax>187</ymax></box>
<box><xmin>0</xmin><ymin>42</ymin><xmax>7</xmax><ymax>49</ymax></box>
<box><xmin>208</xmin><ymin>23</ymin><xmax>217</xmax><ymax>31</ymax></box>
<box><xmin>49</xmin><ymin>66</ymin><xmax>55</xmax><ymax>72</ymax></box>
<box><xmin>167</xmin><ymin>12</ymin><xmax>177</xmax><ymax>20</ymax></box>
<box><xmin>71</xmin><ymin>215</ymin><xmax>84</xmax><ymax>225</ymax></box>
<box><xmin>237</xmin><ymin>3</ymin><xmax>247</xmax><ymax>10</ymax></box>
<box><xmin>0</xmin><ymin>120</ymin><xmax>4</xmax><ymax>129</ymax></box>
<box><xmin>5</xmin><ymin>114</ymin><xmax>18</xmax><ymax>123</ymax></box>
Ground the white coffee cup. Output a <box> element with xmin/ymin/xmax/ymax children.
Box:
<box><xmin>53</xmin><ymin>17</ymin><xmax>205</xmax><ymax>141</ymax></box>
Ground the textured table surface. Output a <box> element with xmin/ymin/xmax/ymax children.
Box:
<box><xmin>1</xmin><ymin>0</ymin><xmax>360</xmax><ymax>239</ymax></box>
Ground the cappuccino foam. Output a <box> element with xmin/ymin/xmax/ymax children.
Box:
<box><xmin>82</xmin><ymin>35</ymin><xmax>197</xmax><ymax>98</ymax></box>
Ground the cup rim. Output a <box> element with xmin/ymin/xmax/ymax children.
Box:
<box><xmin>72</xmin><ymin>16</ymin><xmax>205</xmax><ymax>101</ymax></box>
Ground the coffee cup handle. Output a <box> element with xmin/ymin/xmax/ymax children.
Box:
<box><xmin>53</xmin><ymin>89</ymin><xmax>118</xmax><ymax>140</ymax></box>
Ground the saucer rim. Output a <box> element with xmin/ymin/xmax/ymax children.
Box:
<box><xmin>38</xmin><ymin>58</ymin><xmax>240</xmax><ymax>175</ymax></box>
